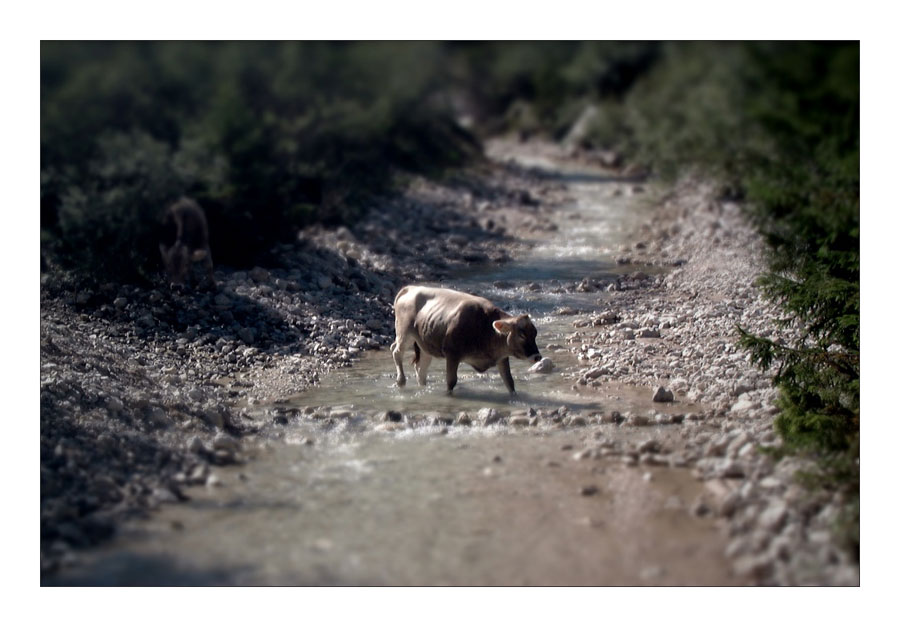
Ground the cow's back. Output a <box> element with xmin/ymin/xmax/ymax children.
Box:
<box><xmin>167</xmin><ymin>198</ymin><xmax>209</xmax><ymax>250</ymax></box>
<box><xmin>395</xmin><ymin>286</ymin><xmax>501</xmax><ymax>359</ymax></box>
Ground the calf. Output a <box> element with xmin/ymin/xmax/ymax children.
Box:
<box><xmin>391</xmin><ymin>285</ymin><xmax>541</xmax><ymax>394</ymax></box>
<box><xmin>159</xmin><ymin>197</ymin><xmax>215</xmax><ymax>287</ymax></box>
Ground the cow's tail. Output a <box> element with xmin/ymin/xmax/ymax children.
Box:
<box><xmin>412</xmin><ymin>342</ymin><xmax>420</xmax><ymax>366</ymax></box>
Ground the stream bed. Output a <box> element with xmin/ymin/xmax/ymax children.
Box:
<box><xmin>48</xmin><ymin>155</ymin><xmax>744</xmax><ymax>586</ymax></box>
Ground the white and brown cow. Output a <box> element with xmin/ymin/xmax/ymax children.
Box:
<box><xmin>391</xmin><ymin>285</ymin><xmax>541</xmax><ymax>394</ymax></box>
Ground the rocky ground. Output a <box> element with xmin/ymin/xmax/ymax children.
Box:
<box><xmin>39</xmin><ymin>159</ymin><xmax>564</xmax><ymax>576</ymax></box>
<box><xmin>40</xmin><ymin>141</ymin><xmax>858</xmax><ymax>585</ymax></box>
<box><xmin>561</xmin><ymin>174</ymin><xmax>859</xmax><ymax>586</ymax></box>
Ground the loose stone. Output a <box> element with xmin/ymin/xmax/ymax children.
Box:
<box><xmin>528</xmin><ymin>357</ymin><xmax>555</xmax><ymax>374</ymax></box>
<box><xmin>652</xmin><ymin>386</ymin><xmax>675</xmax><ymax>403</ymax></box>
<box><xmin>478</xmin><ymin>408</ymin><xmax>501</xmax><ymax>426</ymax></box>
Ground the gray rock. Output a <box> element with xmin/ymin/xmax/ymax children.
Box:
<box><xmin>726</xmin><ymin>432</ymin><xmax>751</xmax><ymax>458</ymax></box>
<box><xmin>152</xmin><ymin>487</ymin><xmax>180</xmax><ymax>504</ymax></box>
<box><xmin>528</xmin><ymin>357</ymin><xmax>555</xmax><ymax>374</ymax></box>
<box><xmin>718</xmin><ymin>491</ymin><xmax>742</xmax><ymax>517</ymax></box>
<box><xmin>212</xmin><ymin>433</ymin><xmax>239</xmax><ymax>453</ymax></box>
<box><xmin>692</xmin><ymin>500</ymin><xmax>711</xmax><ymax>517</ymax></box>
<box><xmin>758</xmin><ymin>498</ymin><xmax>789</xmax><ymax>533</ymax></box>
<box><xmin>640</xmin><ymin>454</ymin><xmax>670</xmax><ymax>467</ymax></box>
<box><xmin>428</xmin><ymin>414</ymin><xmax>454</xmax><ymax>427</ymax></box>
<box><xmin>202</xmin><ymin>407</ymin><xmax>225</xmax><ymax>430</ymax></box>
<box><xmin>478</xmin><ymin>408</ymin><xmax>501</xmax><ymax>426</ymax></box>
<box><xmin>717</xmin><ymin>460</ymin><xmax>746</xmax><ymax>479</ymax></box>
<box><xmin>705</xmin><ymin>434</ymin><xmax>732</xmax><ymax>457</ymax></box>
<box><xmin>731</xmin><ymin>397</ymin><xmax>762</xmax><ymax>414</ymax></box>
<box><xmin>652</xmin><ymin>387</ymin><xmax>675</xmax><ymax>403</ymax></box>
<box><xmin>573</xmin><ymin>447</ymin><xmax>598</xmax><ymax>461</ymax></box>
<box><xmin>583</xmin><ymin>367</ymin><xmax>607</xmax><ymax>380</ymax></box>
<box><xmin>600</xmin><ymin>411</ymin><xmax>622</xmax><ymax>424</ymax></box>
<box><xmin>759</xmin><ymin>477</ymin><xmax>784</xmax><ymax>491</ymax></box>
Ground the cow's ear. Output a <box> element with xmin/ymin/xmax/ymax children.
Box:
<box><xmin>493</xmin><ymin>320</ymin><xmax>513</xmax><ymax>335</ymax></box>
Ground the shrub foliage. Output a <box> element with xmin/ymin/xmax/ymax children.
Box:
<box><xmin>41</xmin><ymin>42</ymin><xmax>478</xmax><ymax>281</ymax></box>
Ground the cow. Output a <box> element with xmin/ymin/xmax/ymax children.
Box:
<box><xmin>391</xmin><ymin>285</ymin><xmax>541</xmax><ymax>394</ymax></box>
<box><xmin>159</xmin><ymin>197</ymin><xmax>215</xmax><ymax>288</ymax></box>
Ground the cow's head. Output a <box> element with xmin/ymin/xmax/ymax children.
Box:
<box><xmin>493</xmin><ymin>315</ymin><xmax>541</xmax><ymax>363</ymax></box>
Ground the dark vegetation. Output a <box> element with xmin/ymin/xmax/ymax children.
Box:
<box><xmin>41</xmin><ymin>41</ymin><xmax>859</xmax><ymax>554</ymax></box>
<box><xmin>41</xmin><ymin>42</ymin><xmax>479</xmax><ymax>281</ymax></box>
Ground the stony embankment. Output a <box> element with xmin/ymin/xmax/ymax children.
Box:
<box><xmin>39</xmin><ymin>163</ymin><xmax>564</xmax><ymax>575</ymax></box>
<box><xmin>559</xmin><ymin>176</ymin><xmax>859</xmax><ymax>586</ymax></box>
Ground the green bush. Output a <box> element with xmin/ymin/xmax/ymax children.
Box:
<box><xmin>53</xmin><ymin>131</ymin><xmax>185</xmax><ymax>281</ymax></box>
<box><xmin>41</xmin><ymin>42</ymin><xmax>478</xmax><ymax>282</ymax></box>
<box><xmin>736</xmin><ymin>43</ymin><xmax>859</xmax><ymax>455</ymax></box>
<box><xmin>453</xmin><ymin>42</ymin><xmax>659</xmax><ymax>137</ymax></box>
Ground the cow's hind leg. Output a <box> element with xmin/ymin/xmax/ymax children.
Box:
<box><xmin>391</xmin><ymin>332</ymin><xmax>413</xmax><ymax>388</ymax></box>
<box><xmin>414</xmin><ymin>345</ymin><xmax>433</xmax><ymax>386</ymax></box>
<box><xmin>171</xmin><ymin>244</ymin><xmax>190</xmax><ymax>286</ymax></box>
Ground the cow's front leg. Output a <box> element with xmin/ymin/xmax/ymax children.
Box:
<box><xmin>445</xmin><ymin>355</ymin><xmax>460</xmax><ymax>394</ymax></box>
<box><xmin>498</xmin><ymin>357</ymin><xmax>516</xmax><ymax>395</ymax></box>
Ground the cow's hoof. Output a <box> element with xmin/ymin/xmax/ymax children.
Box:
<box><xmin>396</xmin><ymin>379</ymin><xmax>407</xmax><ymax>388</ymax></box>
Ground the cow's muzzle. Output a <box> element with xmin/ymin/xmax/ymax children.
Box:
<box><xmin>529</xmin><ymin>354</ymin><xmax>542</xmax><ymax>363</ymax></box>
